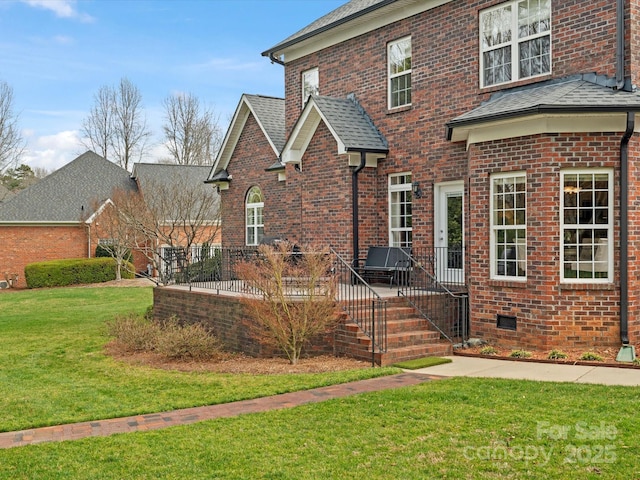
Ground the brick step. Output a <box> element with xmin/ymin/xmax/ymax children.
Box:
<box><xmin>386</xmin><ymin>317</ymin><xmax>432</xmax><ymax>333</ymax></box>
<box><xmin>377</xmin><ymin>342</ymin><xmax>453</xmax><ymax>366</ymax></box>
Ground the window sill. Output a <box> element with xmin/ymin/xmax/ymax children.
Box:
<box><xmin>488</xmin><ymin>279</ymin><xmax>528</xmax><ymax>289</ymax></box>
<box><xmin>479</xmin><ymin>74</ymin><xmax>552</xmax><ymax>94</ymax></box>
<box><xmin>386</xmin><ymin>105</ymin><xmax>412</xmax><ymax>115</ymax></box>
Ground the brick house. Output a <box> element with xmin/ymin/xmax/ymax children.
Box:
<box><xmin>0</xmin><ymin>151</ymin><xmax>219</xmax><ymax>288</ymax></box>
<box><xmin>206</xmin><ymin>0</ymin><xmax>640</xmax><ymax>353</ymax></box>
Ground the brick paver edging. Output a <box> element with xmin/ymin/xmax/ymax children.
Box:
<box><xmin>0</xmin><ymin>372</ymin><xmax>442</xmax><ymax>449</ymax></box>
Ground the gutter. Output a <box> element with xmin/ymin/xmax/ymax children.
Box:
<box><xmin>620</xmin><ymin>111</ymin><xmax>634</xmax><ymax>344</ymax></box>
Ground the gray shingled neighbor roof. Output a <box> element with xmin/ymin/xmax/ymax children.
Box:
<box><xmin>311</xmin><ymin>95</ymin><xmax>388</xmax><ymax>152</ymax></box>
<box><xmin>0</xmin><ymin>184</ymin><xmax>14</xmax><ymax>203</ymax></box>
<box><xmin>262</xmin><ymin>0</ymin><xmax>392</xmax><ymax>57</ymax></box>
<box><xmin>132</xmin><ymin>163</ymin><xmax>219</xmax><ymax>219</ymax></box>
<box><xmin>447</xmin><ymin>75</ymin><xmax>640</xmax><ymax>138</ymax></box>
<box><xmin>0</xmin><ymin>151</ymin><xmax>137</xmax><ymax>223</ymax></box>
<box><xmin>244</xmin><ymin>94</ymin><xmax>286</xmax><ymax>153</ymax></box>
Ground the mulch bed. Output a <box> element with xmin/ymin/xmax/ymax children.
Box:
<box><xmin>455</xmin><ymin>344</ymin><xmax>640</xmax><ymax>369</ymax></box>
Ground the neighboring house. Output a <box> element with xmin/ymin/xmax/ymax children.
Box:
<box><xmin>0</xmin><ymin>151</ymin><xmax>219</xmax><ymax>288</ymax></box>
<box><xmin>132</xmin><ymin>163</ymin><xmax>221</xmax><ymax>269</ymax></box>
<box><xmin>207</xmin><ymin>0</ymin><xmax>640</xmax><ymax>352</ymax></box>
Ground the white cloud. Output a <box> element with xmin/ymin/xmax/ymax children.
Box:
<box><xmin>53</xmin><ymin>34</ymin><xmax>74</xmax><ymax>45</ymax></box>
<box><xmin>21</xmin><ymin>0</ymin><xmax>94</xmax><ymax>23</ymax></box>
<box><xmin>22</xmin><ymin>130</ymin><xmax>84</xmax><ymax>172</ymax></box>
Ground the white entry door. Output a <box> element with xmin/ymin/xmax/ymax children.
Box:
<box><xmin>434</xmin><ymin>182</ymin><xmax>464</xmax><ymax>284</ymax></box>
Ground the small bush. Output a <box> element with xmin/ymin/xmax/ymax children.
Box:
<box><xmin>509</xmin><ymin>349</ymin><xmax>532</xmax><ymax>358</ymax></box>
<box><xmin>580</xmin><ymin>351</ymin><xmax>603</xmax><ymax>362</ymax></box>
<box><xmin>106</xmin><ymin>313</ymin><xmax>159</xmax><ymax>353</ymax></box>
<box><xmin>25</xmin><ymin>257</ymin><xmax>134</xmax><ymax>288</ymax></box>
<box><xmin>480</xmin><ymin>346</ymin><xmax>497</xmax><ymax>355</ymax></box>
<box><xmin>632</xmin><ymin>358</ymin><xmax>640</xmax><ymax>366</ymax></box>
<box><xmin>155</xmin><ymin>317</ymin><xmax>222</xmax><ymax>361</ymax></box>
<box><xmin>548</xmin><ymin>349</ymin><xmax>568</xmax><ymax>360</ymax></box>
<box><xmin>106</xmin><ymin>313</ymin><xmax>222</xmax><ymax>361</ymax></box>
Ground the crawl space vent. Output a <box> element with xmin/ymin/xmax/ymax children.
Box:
<box><xmin>497</xmin><ymin>314</ymin><xmax>517</xmax><ymax>331</ymax></box>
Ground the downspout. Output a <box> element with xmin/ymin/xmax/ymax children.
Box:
<box><xmin>620</xmin><ymin>111</ymin><xmax>634</xmax><ymax>345</ymax></box>
<box><xmin>352</xmin><ymin>151</ymin><xmax>367</xmax><ymax>266</ymax></box>
<box><xmin>616</xmin><ymin>0</ymin><xmax>626</xmax><ymax>90</ymax></box>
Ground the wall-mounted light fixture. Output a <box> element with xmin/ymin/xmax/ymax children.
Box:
<box><xmin>412</xmin><ymin>182</ymin><xmax>422</xmax><ymax>199</ymax></box>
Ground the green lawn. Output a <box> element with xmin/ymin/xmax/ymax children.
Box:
<box><xmin>0</xmin><ymin>286</ymin><xmax>396</xmax><ymax>432</ymax></box>
<box><xmin>2</xmin><ymin>286</ymin><xmax>640</xmax><ymax>479</ymax></box>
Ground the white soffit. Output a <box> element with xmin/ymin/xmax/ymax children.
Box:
<box><xmin>451</xmin><ymin>113</ymin><xmax>637</xmax><ymax>148</ymax></box>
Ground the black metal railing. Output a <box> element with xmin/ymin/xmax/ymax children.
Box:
<box><xmin>396</xmin><ymin>248</ymin><xmax>469</xmax><ymax>343</ymax></box>
<box><xmin>331</xmin><ymin>248</ymin><xmax>387</xmax><ymax>365</ymax></box>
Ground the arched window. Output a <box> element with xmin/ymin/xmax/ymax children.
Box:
<box><xmin>246</xmin><ymin>186</ymin><xmax>264</xmax><ymax>246</ymax></box>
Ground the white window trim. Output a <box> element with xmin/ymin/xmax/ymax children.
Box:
<box><xmin>560</xmin><ymin>168</ymin><xmax>613</xmax><ymax>283</ymax></box>
<box><xmin>301</xmin><ymin>67</ymin><xmax>319</xmax><ymax>106</ymax></box>
<box><xmin>245</xmin><ymin>187</ymin><xmax>264</xmax><ymax>246</ymax></box>
<box><xmin>490</xmin><ymin>171</ymin><xmax>527</xmax><ymax>281</ymax></box>
<box><xmin>388</xmin><ymin>172</ymin><xmax>413</xmax><ymax>247</ymax></box>
<box><xmin>479</xmin><ymin>0</ymin><xmax>552</xmax><ymax>88</ymax></box>
<box><xmin>387</xmin><ymin>36</ymin><xmax>412</xmax><ymax>109</ymax></box>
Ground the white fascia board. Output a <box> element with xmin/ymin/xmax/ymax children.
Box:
<box><xmin>281</xmin><ymin>106</ymin><xmax>322</xmax><ymax>165</ymax></box>
<box><xmin>85</xmin><ymin>198</ymin><xmax>114</xmax><ymax>224</ymax></box>
<box><xmin>280</xmin><ymin>0</ymin><xmax>453</xmax><ymax>63</ymax></box>
<box><xmin>211</xmin><ymin>101</ymin><xmax>251</xmax><ymax>174</ymax></box>
<box><xmin>0</xmin><ymin>221</ymin><xmax>81</xmax><ymax>227</ymax></box>
<box><xmin>451</xmin><ymin>113</ymin><xmax>634</xmax><ymax>148</ymax></box>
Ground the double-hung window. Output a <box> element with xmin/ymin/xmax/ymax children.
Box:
<box><xmin>480</xmin><ymin>0</ymin><xmax>551</xmax><ymax>87</ymax></box>
<box><xmin>389</xmin><ymin>173</ymin><xmax>413</xmax><ymax>247</ymax></box>
<box><xmin>388</xmin><ymin>36</ymin><xmax>412</xmax><ymax>109</ymax></box>
<box><xmin>491</xmin><ymin>172</ymin><xmax>526</xmax><ymax>279</ymax></box>
<box><xmin>561</xmin><ymin>170</ymin><xmax>613</xmax><ymax>282</ymax></box>
<box><xmin>302</xmin><ymin>67</ymin><xmax>319</xmax><ymax>106</ymax></box>
<box><xmin>246</xmin><ymin>186</ymin><xmax>264</xmax><ymax>246</ymax></box>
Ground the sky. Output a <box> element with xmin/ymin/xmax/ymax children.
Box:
<box><xmin>0</xmin><ymin>0</ymin><xmax>345</xmax><ymax>172</ymax></box>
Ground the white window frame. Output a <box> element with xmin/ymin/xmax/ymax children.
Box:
<box><xmin>479</xmin><ymin>0</ymin><xmax>551</xmax><ymax>88</ymax></box>
<box><xmin>490</xmin><ymin>172</ymin><xmax>527</xmax><ymax>280</ymax></box>
<box><xmin>388</xmin><ymin>172</ymin><xmax>413</xmax><ymax>247</ymax></box>
<box><xmin>245</xmin><ymin>186</ymin><xmax>264</xmax><ymax>246</ymax></box>
<box><xmin>388</xmin><ymin>36</ymin><xmax>412</xmax><ymax>109</ymax></box>
<box><xmin>302</xmin><ymin>67</ymin><xmax>319</xmax><ymax>106</ymax></box>
<box><xmin>560</xmin><ymin>169</ymin><xmax>613</xmax><ymax>283</ymax></box>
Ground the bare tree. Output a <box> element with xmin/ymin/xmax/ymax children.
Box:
<box><xmin>81</xmin><ymin>78</ymin><xmax>151</xmax><ymax>170</ymax></box>
<box><xmin>0</xmin><ymin>81</ymin><xmax>25</xmax><ymax>174</ymax></box>
<box><xmin>104</xmin><ymin>174</ymin><xmax>220</xmax><ymax>284</ymax></box>
<box><xmin>81</xmin><ymin>85</ymin><xmax>114</xmax><ymax>160</ymax></box>
<box><xmin>162</xmin><ymin>93</ymin><xmax>223</xmax><ymax>166</ymax></box>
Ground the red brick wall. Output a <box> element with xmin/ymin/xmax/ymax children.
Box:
<box><xmin>153</xmin><ymin>287</ymin><xmax>336</xmax><ymax>358</ymax></box>
<box><xmin>0</xmin><ymin>225</ymin><xmax>88</xmax><ymax>288</ymax></box>
<box><xmin>221</xmin><ymin>113</ymin><xmax>286</xmax><ymax>248</ymax></box>
<box><xmin>468</xmin><ymin>133</ymin><xmax>623</xmax><ymax>349</ymax></box>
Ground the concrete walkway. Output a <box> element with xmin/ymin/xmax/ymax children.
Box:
<box><xmin>414</xmin><ymin>356</ymin><xmax>640</xmax><ymax>386</ymax></box>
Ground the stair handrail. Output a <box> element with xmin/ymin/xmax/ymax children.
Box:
<box><xmin>330</xmin><ymin>247</ymin><xmax>387</xmax><ymax>365</ymax></box>
<box><xmin>396</xmin><ymin>249</ymin><xmax>469</xmax><ymax>344</ymax></box>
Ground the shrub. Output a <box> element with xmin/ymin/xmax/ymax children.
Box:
<box><xmin>106</xmin><ymin>313</ymin><xmax>222</xmax><ymax>361</ymax></box>
<box><xmin>236</xmin><ymin>242</ymin><xmax>339</xmax><ymax>365</ymax></box>
<box><xmin>509</xmin><ymin>349</ymin><xmax>532</xmax><ymax>358</ymax></box>
<box><xmin>25</xmin><ymin>257</ymin><xmax>135</xmax><ymax>288</ymax></box>
<box><xmin>548</xmin><ymin>349</ymin><xmax>568</xmax><ymax>360</ymax></box>
<box><xmin>155</xmin><ymin>317</ymin><xmax>222</xmax><ymax>361</ymax></box>
<box><xmin>480</xmin><ymin>346</ymin><xmax>497</xmax><ymax>355</ymax></box>
<box><xmin>106</xmin><ymin>313</ymin><xmax>159</xmax><ymax>353</ymax></box>
<box><xmin>580</xmin><ymin>351</ymin><xmax>603</xmax><ymax>362</ymax></box>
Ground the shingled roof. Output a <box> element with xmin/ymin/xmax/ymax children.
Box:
<box><xmin>207</xmin><ymin>94</ymin><xmax>285</xmax><ymax>182</ymax></box>
<box><xmin>447</xmin><ymin>75</ymin><xmax>640</xmax><ymax>141</ymax></box>
<box><xmin>0</xmin><ymin>151</ymin><xmax>137</xmax><ymax>223</ymax></box>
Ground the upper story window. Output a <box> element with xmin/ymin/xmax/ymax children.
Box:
<box><xmin>388</xmin><ymin>36</ymin><xmax>412</xmax><ymax>109</ymax></box>
<box><xmin>561</xmin><ymin>170</ymin><xmax>613</xmax><ymax>282</ymax></box>
<box><xmin>302</xmin><ymin>67</ymin><xmax>319</xmax><ymax>106</ymax></box>
<box><xmin>491</xmin><ymin>172</ymin><xmax>526</xmax><ymax>280</ymax></box>
<box><xmin>246</xmin><ymin>186</ymin><xmax>264</xmax><ymax>246</ymax></box>
<box><xmin>480</xmin><ymin>0</ymin><xmax>551</xmax><ymax>88</ymax></box>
